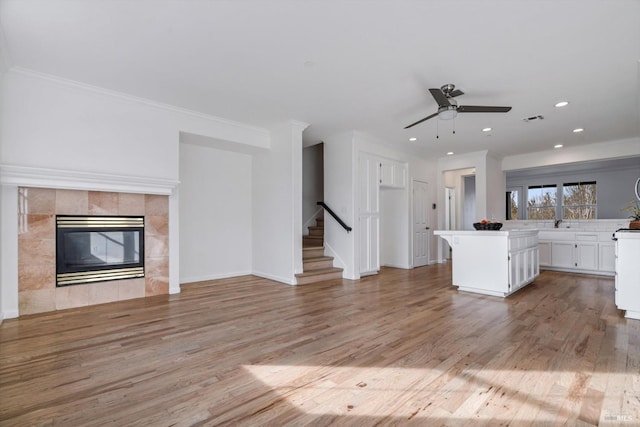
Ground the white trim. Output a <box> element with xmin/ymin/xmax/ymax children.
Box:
<box><xmin>180</xmin><ymin>271</ymin><xmax>253</xmax><ymax>285</ymax></box>
<box><xmin>252</xmin><ymin>270</ymin><xmax>296</xmax><ymax>285</ymax></box>
<box><xmin>0</xmin><ymin>310</ymin><xmax>19</xmax><ymax>320</ymax></box>
<box><xmin>0</xmin><ymin>164</ymin><xmax>178</xmax><ymax>195</ymax></box>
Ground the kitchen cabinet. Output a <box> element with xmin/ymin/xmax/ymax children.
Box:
<box><xmin>599</xmin><ymin>242</ymin><xmax>615</xmax><ymax>273</ymax></box>
<box><xmin>379</xmin><ymin>159</ymin><xmax>407</xmax><ymax>189</ymax></box>
<box><xmin>614</xmin><ymin>230</ymin><xmax>640</xmax><ymax>320</ymax></box>
<box><xmin>434</xmin><ymin>230</ymin><xmax>539</xmax><ymax>297</ymax></box>
<box><xmin>539</xmin><ymin>241</ymin><xmax>551</xmax><ymax>266</ymax></box>
<box><xmin>551</xmin><ymin>241</ymin><xmax>574</xmax><ymax>268</ymax></box>
<box><xmin>575</xmin><ymin>242</ymin><xmax>598</xmax><ymax>270</ymax></box>
<box><xmin>538</xmin><ymin>230</ymin><xmax>615</xmax><ymax>276</ymax></box>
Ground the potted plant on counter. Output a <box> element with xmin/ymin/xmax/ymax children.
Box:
<box><xmin>622</xmin><ymin>200</ymin><xmax>640</xmax><ymax>229</ymax></box>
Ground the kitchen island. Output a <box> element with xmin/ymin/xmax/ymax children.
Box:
<box><xmin>435</xmin><ymin>229</ymin><xmax>539</xmax><ymax>297</ymax></box>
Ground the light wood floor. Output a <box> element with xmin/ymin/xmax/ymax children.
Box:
<box><xmin>1</xmin><ymin>265</ymin><xmax>638</xmax><ymax>426</ymax></box>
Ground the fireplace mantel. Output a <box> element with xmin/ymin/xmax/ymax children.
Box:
<box><xmin>0</xmin><ymin>164</ymin><xmax>178</xmax><ymax>195</ymax></box>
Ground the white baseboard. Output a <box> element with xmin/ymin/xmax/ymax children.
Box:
<box><xmin>1</xmin><ymin>310</ymin><xmax>19</xmax><ymax>320</ymax></box>
<box><xmin>251</xmin><ymin>271</ymin><xmax>296</xmax><ymax>285</ymax></box>
<box><xmin>382</xmin><ymin>263</ymin><xmax>411</xmax><ymax>269</ymax></box>
<box><xmin>180</xmin><ymin>270</ymin><xmax>253</xmax><ymax>285</ymax></box>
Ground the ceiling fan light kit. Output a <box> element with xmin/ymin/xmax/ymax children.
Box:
<box><xmin>404</xmin><ymin>84</ymin><xmax>512</xmax><ymax>129</ymax></box>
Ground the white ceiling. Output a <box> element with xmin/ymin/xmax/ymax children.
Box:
<box><xmin>1</xmin><ymin>0</ymin><xmax>639</xmax><ymax>158</ymax></box>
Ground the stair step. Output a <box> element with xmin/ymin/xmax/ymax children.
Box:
<box><xmin>303</xmin><ymin>246</ymin><xmax>324</xmax><ymax>259</ymax></box>
<box><xmin>308</xmin><ymin>226</ymin><xmax>324</xmax><ymax>236</ymax></box>
<box><xmin>295</xmin><ymin>267</ymin><xmax>343</xmax><ymax>285</ymax></box>
<box><xmin>303</xmin><ymin>235</ymin><xmax>323</xmax><ymax>246</ymax></box>
<box><xmin>315</xmin><ymin>218</ymin><xmax>324</xmax><ymax>226</ymax></box>
<box><xmin>303</xmin><ymin>256</ymin><xmax>334</xmax><ymax>270</ymax></box>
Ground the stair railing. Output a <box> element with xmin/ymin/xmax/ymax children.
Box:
<box><xmin>317</xmin><ymin>201</ymin><xmax>352</xmax><ymax>233</ymax></box>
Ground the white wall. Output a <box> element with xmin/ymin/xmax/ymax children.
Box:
<box><xmin>323</xmin><ymin>132</ymin><xmax>357</xmax><ymax>278</ymax></box>
<box><xmin>252</xmin><ymin>121</ymin><xmax>307</xmax><ymax>284</ymax></box>
<box><xmin>179</xmin><ymin>142</ymin><xmax>253</xmax><ymax>283</ymax></box>
<box><xmin>1</xmin><ymin>70</ymin><xmax>178</xmax><ymax>179</ymax></box>
<box><xmin>303</xmin><ymin>143</ymin><xmax>323</xmax><ymax>230</ymax></box>
<box><xmin>486</xmin><ymin>153</ymin><xmax>506</xmax><ymax>220</ymax></box>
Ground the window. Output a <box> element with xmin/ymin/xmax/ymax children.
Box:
<box><xmin>527</xmin><ymin>185</ymin><xmax>557</xmax><ymax>219</ymax></box>
<box><xmin>506</xmin><ymin>189</ymin><xmax>520</xmax><ymax>220</ymax></box>
<box><xmin>562</xmin><ymin>181</ymin><xmax>596</xmax><ymax>219</ymax></box>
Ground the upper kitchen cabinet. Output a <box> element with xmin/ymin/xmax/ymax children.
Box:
<box><xmin>379</xmin><ymin>159</ymin><xmax>407</xmax><ymax>189</ymax></box>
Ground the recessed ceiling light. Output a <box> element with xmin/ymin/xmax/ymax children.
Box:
<box><xmin>447</xmin><ymin>152</ymin><xmax>454</xmax><ymax>156</ymax></box>
<box><xmin>482</xmin><ymin>127</ymin><xmax>492</xmax><ymax>132</ymax></box>
<box><xmin>555</xmin><ymin>101</ymin><xmax>569</xmax><ymax>108</ymax></box>
<box><xmin>573</xmin><ymin>128</ymin><xmax>584</xmax><ymax>133</ymax></box>
<box><xmin>554</xmin><ymin>144</ymin><xmax>563</xmax><ymax>148</ymax></box>
<box><xmin>409</xmin><ymin>137</ymin><xmax>417</xmax><ymax>142</ymax></box>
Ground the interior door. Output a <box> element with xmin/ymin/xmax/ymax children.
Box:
<box><xmin>413</xmin><ymin>180</ymin><xmax>429</xmax><ymax>267</ymax></box>
<box><xmin>359</xmin><ymin>154</ymin><xmax>380</xmax><ymax>275</ymax></box>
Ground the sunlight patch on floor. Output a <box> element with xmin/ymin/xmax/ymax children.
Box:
<box><xmin>243</xmin><ymin>364</ymin><xmax>630</xmax><ymax>422</ymax></box>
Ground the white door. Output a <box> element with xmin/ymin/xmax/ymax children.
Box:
<box><xmin>413</xmin><ymin>180</ymin><xmax>429</xmax><ymax>267</ymax></box>
<box><xmin>359</xmin><ymin>154</ymin><xmax>380</xmax><ymax>275</ymax></box>
<box><xmin>444</xmin><ymin>187</ymin><xmax>456</xmax><ymax>259</ymax></box>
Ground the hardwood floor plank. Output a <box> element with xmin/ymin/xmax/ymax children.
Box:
<box><xmin>1</xmin><ymin>265</ymin><xmax>639</xmax><ymax>426</ymax></box>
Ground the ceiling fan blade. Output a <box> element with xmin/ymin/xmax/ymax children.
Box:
<box><xmin>404</xmin><ymin>112</ymin><xmax>439</xmax><ymax>129</ymax></box>
<box><xmin>457</xmin><ymin>105</ymin><xmax>512</xmax><ymax>113</ymax></box>
<box><xmin>450</xmin><ymin>89</ymin><xmax>464</xmax><ymax>97</ymax></box>
<box><xmin>429</xmin><ymin>88</ymin><xmax>451</xmax><ymax>107</ymax></box>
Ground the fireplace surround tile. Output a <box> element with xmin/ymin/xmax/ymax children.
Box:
<box><xmin>20</xmin><ymin>188</ymin><xmax>55</xmax><ymax>214</ymax></box>
<box><xmin>19</xmin><ymin>214</ymin><xmax>55</xmax><ymax>239</ymax></box>
<box><xmin>118</xmin><ymin>193</ymin><xmax>145</xmax><ymax>215</ymax></box>
<box><xmin>118</xmin><ymin>278</ymin><xmax>146</xmax><ymax>300</ymax></box>
<box><xmin>18</xmin><ymin>238</ymin><xmax>56</xmax><ymax>266</ymax></box>
<box><xmin>55</xmin><ymin>284</ymin><xmax>89</xmax><ymax>310</ymax></box>
<box><xmin>88</xmin><ymin>191</ymin><xmax>119</xmax><ymax>215</ymax></box>
<box><xmin>19</xmin><ymin>289</ymin><xmax>56</xmax><ymax>315</ymax></box>
<box><xmin>55</xmin><ymin>189</ymin><xmax>89</xmax><ymax>214</ymax></box>
<box><xmin>145</xmin><ymin>194</ymin><xmax>168</xmax><ymax>216</ymax></box>
<box><xmin>18</xmin><ymin>263</ymin><xmax>55</xmax><ymax>290</ymax></box>
<box><xmin>89</xmin><ymin>283</ymin><xmax>120</xmax><ymax>305</ymax></box>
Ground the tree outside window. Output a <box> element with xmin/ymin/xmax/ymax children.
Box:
<box><xmin>563</xmin><ymin>181</ymin><xmax>596</xmax><ymax>219</ymax></box>
<box><xmin>527</xmin><ymin>185</ymin><xmax>557</xmax><ymax>219</ymax></box>
<box><xmin>506</xmin><ymin>189</ymin><xmax>519</xmax><ymax>220</ymax></box>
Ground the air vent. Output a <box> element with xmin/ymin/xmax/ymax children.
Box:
<box><xmin>522</xmin><ymin>115</ymin><xmax>544</xmax><ymax>122</ymax></box>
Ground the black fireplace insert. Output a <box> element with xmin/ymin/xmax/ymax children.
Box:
<box><xmin>56</xmin><ymin>215</ymin><xmax>145</xmax><ymax>286</ymax></box>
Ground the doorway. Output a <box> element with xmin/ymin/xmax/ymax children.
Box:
<box><xmin>412</xmin><ymin>180</ymin><xmax>429</xmax><ymax>267</ymax></box>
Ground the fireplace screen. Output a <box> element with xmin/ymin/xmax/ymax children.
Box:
<box><xmin>56</xmin><ymin>216</ymin><xmax>145</xmax><ymax>286</ymax></box>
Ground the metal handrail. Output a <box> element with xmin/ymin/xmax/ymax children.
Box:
<box><xmin>317</xmin><ymin>201</ymin><xmax>352</xmax><ymax>233</ymax></box>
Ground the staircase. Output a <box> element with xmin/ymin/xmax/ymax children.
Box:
<box><xmin>296</xmin><ymin>217</ymin><xmax>344</xmax><ymax>284</ymax></box>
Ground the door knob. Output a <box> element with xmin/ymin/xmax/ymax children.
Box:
<box><xmin>425</xmin><ymin>227</ymin><xmax>430</xmax><ymax>230</ymax></box>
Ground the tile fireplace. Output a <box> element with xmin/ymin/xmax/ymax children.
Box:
<box><xmin>18</xmin><ymin>188</ymin><xmax>169</xmax><ymax>315</ymax></box>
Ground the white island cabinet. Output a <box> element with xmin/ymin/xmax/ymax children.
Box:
<box><xmin>614</xmin><ymin>230</ymin><xmax>640</xmax><ymax>320</ymax></box>
<box><xmin>434</xmin><ymin>230</ymin><xmax>540</xmax><ymax>297</ymax></box>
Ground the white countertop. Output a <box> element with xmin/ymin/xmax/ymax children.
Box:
<box><xmin>434</xmin><ymin>229</ymin><xmax>539</xmax><ymax>236</ymax></box>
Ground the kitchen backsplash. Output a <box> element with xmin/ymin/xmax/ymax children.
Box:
<box><xmin>502</xmin><ymin>219</ymin><xmax>630</xmax><ymax>232</ymax></box>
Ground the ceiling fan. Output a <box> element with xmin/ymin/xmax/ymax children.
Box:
<box><xmin>404</xmin><ymin>84</ymin><xmax>512</xmax><ymax>129</ymax></box>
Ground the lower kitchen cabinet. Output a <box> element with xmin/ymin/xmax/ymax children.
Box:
<box><xmin>551</xmin><ymin>241</ymin><xmax>574</xmax><ymax>268</ymax></box>
<box><xmin>538</xmin><ymin>231</ymin><xmax>616</xmax><ymax>276</ymax></box>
